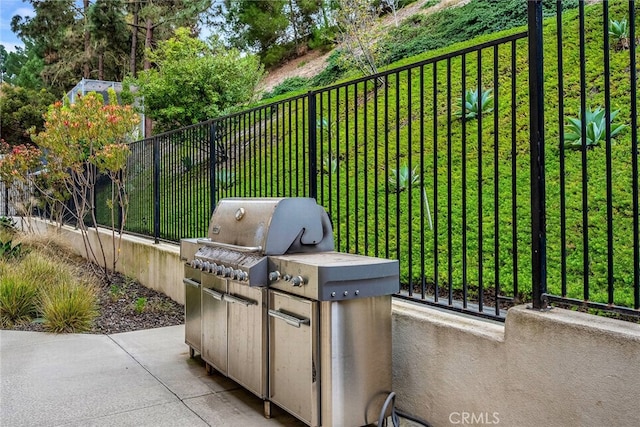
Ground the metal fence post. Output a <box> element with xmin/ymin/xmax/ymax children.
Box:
<box><xmin>153</xmin><ymin>136</ymin><xmax>160</xmax><ymax>243</ymax></box>
<box><xmin>307</xmin><ymin>91</ymin><xmax>318</xmax><ymax>200</ymax></box>
<box><xmin>528</xmin><ymin>0</ymin><xmax>547</xmax><ymax>309</ymax></box>
<box><xmin>210</xmin><ymin>122</ymin><xmax>217</xmax><ymax>215</ymax></box>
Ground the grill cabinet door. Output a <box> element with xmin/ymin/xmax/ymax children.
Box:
<box><xmin>184</xmin><ymin>265</ymin><xmax>201</xmax><ymax>354</ymax></box>
<box><xmin>269</xmin><ymin>290</ymin><xmax>319</xmax><ymax>427</ymax></box>
<box><xmin>201</xmin><ymin>273</ymin><xmax>228</xmax><ymax>374</ymax></box>
<box><xmin>226</xmin><ymin>281</ymin><xmax>267</xmax><ymax>398</ymax></box>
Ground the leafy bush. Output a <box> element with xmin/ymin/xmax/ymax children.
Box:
<box><xmin>564</xmin><ymin>107</ymin><xmax>626</xmax><ymax>149</ymax></box>
<box><xmin>0</xmin><ymin>240</ymin><xmax>23</xmax><ymax>260</ymax></box>
<box><xmin>40</xmin><ymin>281</ymin><xmax>98</xmax><ymax>333</ymax></box>
<box><xmin>310</xmin><ymin>50</ymin><xmax>349</xmax><ymax>87</ymax></box>
<box><xmin>456</xmin><ymin>88</ymin><xmax>494</xmax><ymax>120</ymax></box>
<box><xmin>262</xmin><ymin>76</ymin><xmax>310</xmax><ymax>100</ymax></box>
<box><xmin>0</xmin><ymin>273</ymin><xmax>39</xmax><ymax>327</ymax></box>
<box><xmin>0</xmin><ymin>216</ymin><xmax>17</xmax><ymax>231</ymax></box>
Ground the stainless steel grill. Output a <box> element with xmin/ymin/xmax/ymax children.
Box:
<box><xmin>181</xmin><ymin>197</ymin><xmax>399</xmax><ymax>427</ymax></box>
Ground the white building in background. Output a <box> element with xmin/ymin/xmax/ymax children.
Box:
<box><xmin>66</xmin><ymin>78</ymin><xmax>146</xmax><ymax>139</ymax></box>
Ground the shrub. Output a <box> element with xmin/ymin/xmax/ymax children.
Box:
<box><xmin>262</xmin><ymin>76</ymin><xmax>310</xmax><ymax>100</ymax></box>
<box><xmin>311</xmin><ymin>50</ymin><xmax>349</xmax><ymax>87</ymax></box>
<box><xmin>0</xmin><ymin>240</ymin><xmax>23</xmax><ymax>260</ymax></box>
<box><xmin>40</xmin><ymin>281</ymin><xmax>98</xmax><ymax>333</ymax></box>
<box><xmin>564</xmin><ymin>107</ymin><xmax>626</xmax><ymax>149</ymax></box>
<box><xmin>0</xmin><ymin>273</ymin><xmax>39</xmax><ymax>327</ymax></box>
<box><xmin>0</xmin><ymin>216</ymin><xmax>17</xmax><ymax>231</ymax></box>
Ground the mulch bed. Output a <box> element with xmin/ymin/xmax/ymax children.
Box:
<box><xmin>9</xmin><ymin>269</ymin><xmax>184</xmax><ymax>335</ymax></box>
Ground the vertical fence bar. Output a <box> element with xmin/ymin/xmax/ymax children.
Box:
<box><xmin>433</xmin><ymin>61</ymin><xmax>439</xmax><ymax>302</ymax></box>
<box><xmin>461</xmin><ymin>54</ymin><xmax>468</xmax><ymax>308</ymax></box>
<box><xmin>308</xmin><ymin>91</ymin><xmax>318</xmax><ymax>201</ymax></box>
<box><xmin>630</xmin><ymin>0</ymin><xmax>639</xmax><ymax>309</ymax></box>
<box><xmin>578</xmin><ymin>0</ymin><xmax>590</xmax><ymax>301</ymax></box>
<box><xmin>493</xmin><ymin>44</ymin><xmax>500</xmax><ymax>316</ymax></box>
<box><xmin>419</xmin><ymin>64</ymin><xmax>426</xmax><ymax>297</ymax></box>
<box><xmin>446</xmin><ymin>57</ymin><xmax>453</xmax><ymax>306</ymax></box>
<box><xmin>477</xmin><ymin>50</ymin><xmax>484</xmax><ymax>312</ymax></box>
<box><xmin>511</xmin><ymin>39</ymin><xmax>519</xmax><ymax>301</ymax></box>
<box><xmin>153</xmin><ymin>136</ymin><xmax>160</xmax><ymax>243</ymax></box>
<box><xmin>528</xmin><ymin>0</ymin><xmax>547</xmax><ymax>309</ymax></box>
<box><xmin>603</xmin><ymin>0</ymin><xmax>614</xmax><ymax>305</ymax></box>
<box><xmin>210</xmin><ymin>122</ymin><xmax>217</xmax><ymax>214</ymax></box>
<box><xmin>557</xmin><ymin>1</ymin><xmax>567</xmax><ymax>297</ymax></box>
<box><xmin>374</xmin><ymin>82</ymin><xmax>380</xmax><ymax>258</ymax></box>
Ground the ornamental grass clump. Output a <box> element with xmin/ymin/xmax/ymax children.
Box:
<box><xmin>40</xmin><ymin>280</ymin><xmax>98</xmax><ymax>333</ymax></box>
<box><xmin>0</xmin><ymin>272</ymin><xmax>39</xmax><ymax>327</ymax></box>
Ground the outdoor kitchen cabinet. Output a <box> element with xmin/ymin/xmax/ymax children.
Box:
<box><xmin>200</xmin><ymin>272</ymin><xmax>268</xmax><ymax>399</ymax></box>
<box><xmin>200</xmin><ymin>273</ymin><xmax>228</xmax><ymax>375</ymax></box>
<box><xmin>183</xmin><ymin>265</ymin><xmax>201</xmax><ymax>358</ymax></box>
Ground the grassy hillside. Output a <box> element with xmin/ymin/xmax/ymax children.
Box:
<box><xmin>102</xmin><ymin>0</ymin><xmax>639</xmax><ymax>309</ymax></box>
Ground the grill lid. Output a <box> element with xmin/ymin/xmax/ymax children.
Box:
<box><xmin>206</xmin><ymin>197</ymin><xmax>334</xmax><ymax>255</ymax></box>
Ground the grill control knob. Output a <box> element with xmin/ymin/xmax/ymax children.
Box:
<box><xmin>291</xmin><ymin>276</ymin><xmax>306</xmax><ymax>287</ymax></box>
<box><xmin>210</xmin><ymin>263</ymin><xmax>218</xmax><ymax>273</ymax></box>
<box><xmin>194</xmin><ymin>259</ymin><xmax>203</xmax><ymax>269</ymax></box>
<box><xmin>235</xmin><ymin>270</ymin><xmax>248</xmax><ymax>281</ymax></box>
<box><xmin>268</xmin><ymin>271</ymin><xmax>281</xmax><ymax>282</ymax></box>
<box><xmin>189</xmin><ymin>259</ymin><xmax>197</xmax><ymax>268</ymax></box>
<box><xmin>215</xmin><ymin>265</ymin><xmax>224</xmax><ymax>275</ymax></box>
<box><xmin>202</xmin><ymin>261</ymin><xmax>210</xmax><ymax>271</ymax></box>
<box><xmin>223</xmin><ymin>267</ymin><xmax>233</xmax><ymax>278</ymax></box>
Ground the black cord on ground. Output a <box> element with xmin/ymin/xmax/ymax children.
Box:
<box><xmin>378</xmin><ymin>391</ymin><xmax>433</xmax><ymax>427</ymax></box>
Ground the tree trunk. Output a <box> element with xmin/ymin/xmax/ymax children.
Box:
<box><xmin>98</xmin><ymin>51</ymin><xmax>104</xmax><ymax>80</ymax></box>
<box><xmin>144</xmin><ymin>17</ymin><xmax>154</xmax><ymax>137</ymax></box>
<box><xmin>83</xmin><ymin>0</ymin><xmax>91</xmax><ymax>78</ymax></box>
<box><xmin>144</xmin><ymin>18</ymin><xmax>153</xmax><ymax>71</ymax></box>
<box><xmin>130</xmin><ymin>0</ymin><xmax>139</xmax><ymax>77</ymax></box>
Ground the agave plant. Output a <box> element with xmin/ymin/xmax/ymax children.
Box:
<box><xmin>564</xmin><ymin>107</ymin><xmax>626</xmax><ymax>149</ymax></box>
<box><xmin>388</xmin><ymin>164</ymin><xmax>419</xmax><ymax>193</ymax></box>
<box><xmin>456</xmin><ymin>88</ymin><xmax>493</xmax><ymax>119</ymax></box>
<box><xmin>609</xmin><ymin>18</ymin><xmax>630</xmax><ymax>50</ymax></box>
<box><xmin>322</xmin><ymin>156</ymin><xmax>338</xmax><ymax>174</ymax></box>
<box><xmin>215</xmin><ymin>168</ymin><xmax>235</xmax><ymax>189</ymax></box>
<box><xmin>388</xmin><ymin>164</ymin><xmax>433</xmax><ymax>230</ymax></box>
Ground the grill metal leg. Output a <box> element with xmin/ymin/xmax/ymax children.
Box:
<box><xmin>263</xmin><ymin>400</ymin><xmax>271</xmax><ymax>419</ymax></box>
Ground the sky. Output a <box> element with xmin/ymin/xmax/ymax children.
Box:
<box><xmin>0</xmin><ymin>0</ymin><xmax>34</xmax><ymax>52</ymax></box>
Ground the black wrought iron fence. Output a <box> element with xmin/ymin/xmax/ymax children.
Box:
<box><xmin>92</xmin><ymin>0</ymin><xmax>639</xmax><ymax>321</ymax></box>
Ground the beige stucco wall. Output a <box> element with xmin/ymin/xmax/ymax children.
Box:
<box><xmin>29</xmin><ymin>219</ymin><xmax>640</xmax><ymax>426</ymax></box>
<box><xmin>30</xmin><ymin>219</ymin><xmax>185</xmax><ymax>304</ymax></box>
<box><xmin>393</xmin><ymin>300</ymin><xmax>640</xmax><ymax>427</ymax></box>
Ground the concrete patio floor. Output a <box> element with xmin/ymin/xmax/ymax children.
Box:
<box><xmin>0</xmin><ymin>325</ymin><xmax>306</xmax><ymax>426</ymax></box>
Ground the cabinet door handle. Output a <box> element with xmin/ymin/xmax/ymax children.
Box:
<box><xmin>202</xmin><ymin>287</ymin><xmax>223</xmax><ymax>301</ymax></box>
<box><xmin>225</xmin><ymin>294</ymin><xmax>256</xmax><ymax>306</ymax></box>
<box><xmin>183</xmin><ymin>278</ymin><xmax>200</xmax><ymax>288</ymax></box>
<box><xmin>268</xmin><ymin>309</ymin><xmax>310</xmax><ymax>328</ymax></box>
